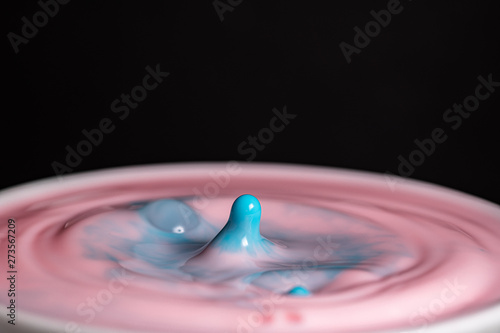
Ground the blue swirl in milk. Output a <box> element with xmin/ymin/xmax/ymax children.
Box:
<box><xmin>81</xmin><ymin>194</ymin><xmax>403</xmax><ymax>297</ymax></box>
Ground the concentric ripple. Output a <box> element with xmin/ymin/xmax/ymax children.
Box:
<box><xmin>1</xmin><ymin>163</ymin><xmax>499</xmax><ymax>333</ymax></box>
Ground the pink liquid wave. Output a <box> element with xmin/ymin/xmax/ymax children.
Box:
<box><xmin>1</xmin><ymin>162</ymin><xmax>500</xmax><ymax>333</ymax></box>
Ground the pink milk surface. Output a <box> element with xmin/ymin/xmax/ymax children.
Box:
<box><xmin>1</xmin><ymin>163</ymin><xmax>500</xmax><ymax>333</ymax></box>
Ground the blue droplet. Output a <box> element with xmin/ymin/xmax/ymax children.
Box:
<box><xmin>182</xmin><ymin>195</ymin><xmax>277</xmax><ymax>280</ymax></box>
<box><xmin>287</xmin><ymin>286</ymin><xmax>311</xmax><ymax>296</ymax></box>
<box><xmin>209</xmin><ymin>194</ymin><xmax>265</xmax><ymax>254</ymax></box>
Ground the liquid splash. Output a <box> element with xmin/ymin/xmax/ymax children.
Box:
<box><xmin>1</xmin><ymin>163</ymin><xmax>499</xmax><ymax>333</ymax></box>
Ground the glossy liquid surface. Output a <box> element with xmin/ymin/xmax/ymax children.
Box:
<box><xmin>1</xmin><ymin>163</ymin><xmax>500</xmax><ymax>333</ymax></box>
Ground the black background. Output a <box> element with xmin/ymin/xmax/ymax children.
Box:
<box><xmin>3</xmin><ymin>0</ymin><xmax>500</xmax><ymax>204</ymax></box>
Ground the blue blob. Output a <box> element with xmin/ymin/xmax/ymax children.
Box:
<box><xmin>209</xmin><ymin>194</ymin><xmax>267</xmax><ymax>255</ymax></box>
<box><xmin>139</xmin><ymin>199</ymin><xmax>199</xmax><ymax>234</ymax></box>
<box><xmin>287</xmin><ymin>286</ymin><xmax>311</xmax><ymax>296</ymax></box>
<box><xmin>226</xmin><ymin>194</ymin><xmax>262</xmax><ymax>235</ymax></box>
